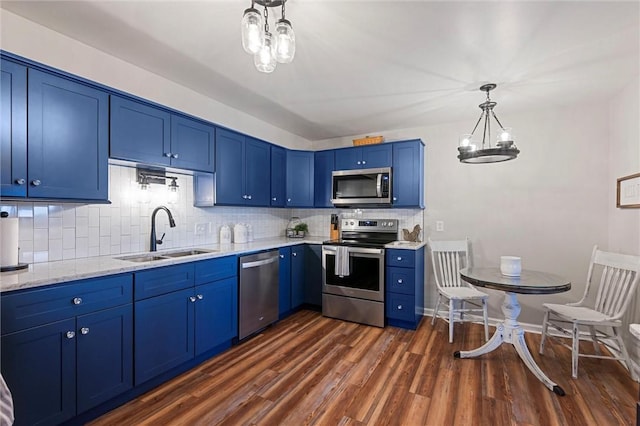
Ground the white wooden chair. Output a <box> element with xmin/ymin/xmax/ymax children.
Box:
<box><xmin>539</xmin><ymin>246</ymin><xmax>640</xmax><ymax>379</ymax></box>
<box><xmin>429</xmin><ymin>238</ymin><xmax>489</xmax><ymax>343</ymax></box>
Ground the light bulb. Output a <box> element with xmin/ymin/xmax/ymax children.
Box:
<box><xmin>459</xmin><ymin>134</ymin><xmax>473</xmax><ymax>150</ymax></box>
<box><xmin>254</xmin><ymin>32</ymin><xmax>276</xmax><ymax>73</ymax></box>
<box><xmin>498</xmin><ymin>127</ymin><xmax>512</xmax><ymax>142</ymax></box>
<box><xmin>241</xmin><ymin>8</ymin><xmax>264</xmax><ymax>55</ymax></box>
<box><xmin>274</xmin><ymin>19</ymin><xmax>295</xmax><ymax>64</ymax></box>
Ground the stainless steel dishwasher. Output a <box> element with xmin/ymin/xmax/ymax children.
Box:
<box><xmin>239</xmin><ymin>250</ymin><xmax>279</xmax><ymax>340</ymax></box>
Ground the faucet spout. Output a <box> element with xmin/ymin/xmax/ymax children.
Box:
<box><xmin>150</xmin><ymin>206</ymin><xmax>176</xmax><ymax>252</ymax></box>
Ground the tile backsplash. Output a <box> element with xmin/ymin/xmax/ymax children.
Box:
<box><xmin>1</xmin><ymin>165</ymin><xmax>424</xmax><ymax>264</ymax></box>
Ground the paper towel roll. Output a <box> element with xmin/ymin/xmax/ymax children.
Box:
<box><xmin>1</xmin><ymin>216</ymin><xmax>19</xmax><ymax>267</ymax></box>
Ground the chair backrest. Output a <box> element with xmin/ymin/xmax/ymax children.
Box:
<box><xmin>428</xmin><ymin>238</ymin><xmax>470</xmax><ymax>290</ymax></box>
<box><xmin>582</xmin><ymin>245</ymin><xmax>640</xmax><ymax>320</ymax></box>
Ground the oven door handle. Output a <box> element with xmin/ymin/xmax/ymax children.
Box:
<box><xmin>323</xmin><ymin>245</ymin><xmax>383</xmax><ymax>256</ymax></box>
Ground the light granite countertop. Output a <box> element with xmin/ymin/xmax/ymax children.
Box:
<box><xmin>0</xmin><ymin>237</ymin><xmax>426</xmax><ymax>293</ymax></box>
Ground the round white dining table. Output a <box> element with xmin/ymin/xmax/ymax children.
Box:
<box><xmin>454</xmin><ymin>267</ymin><xmax>571</xmax><ymax>396</ymax></box>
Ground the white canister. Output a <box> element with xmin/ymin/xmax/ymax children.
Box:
<box><xmin>234</xmin><ymin>223</ymin><xmax>248</xmax><ymax>244</ymax></box>
<box><xmin>219</xmin><ymin>225</ymin><xmax>231</xmax><ymax>244</ymax></box>
<box><xmin>0</xmin><ymin>212</ymin><xmax>19</xmax><ymax>268</ymax></box>
<box><xmin>500</xmin><ymin>256</ymin><xmax>522</xmax><ymax>277</ymax></box>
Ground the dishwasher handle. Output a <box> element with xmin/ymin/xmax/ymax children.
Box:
<box><xmin>241</xmin><ymin>255</ymin><xmax>279</xmax><ymax>269</ymax></box>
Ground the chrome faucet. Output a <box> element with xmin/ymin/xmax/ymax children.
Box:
<box><xmin>150</xmin><ymin>206</ymin><xmax>176</xmax><ymax>252</ymax></box>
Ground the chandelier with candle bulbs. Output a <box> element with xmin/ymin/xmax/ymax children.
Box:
<box><xmin>241</xmin><ymin>0</ymin><xmax>295</xmax><ymax>73</ymax></box>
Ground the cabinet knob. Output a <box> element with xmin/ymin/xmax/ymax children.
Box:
<box><xmin>189</xmin><ymin>296</ymin><xmax>197</xmax><ymax>302</ymax></box>
<box><xmin>14</xmin><ymin>178</ymin><xmax>25</xmax><ymax>185</ymax></box>
<box><xmin>293</xmin><ymin>252</ymin><xmax>297</xmax><ymax>257</ymax></box>
<box><xmin>196</xmin><ymin>294</ymin><xmax>203</xmax><ymax>300</ymax></box>
<box><xmin>279</xmin><ymin>254</ymin><xmax>284</xmax><ymax>258</ymax></box>
<box><xmin>172</xmin><ymin>153</ymin><xmax>179</xmax><ymax>159</ymax></box>
<box><xmin>287</xmin><ymin>198</ymin><xmax>291</xmax><ymax>202</ymax></box>
<box><xmin>357</xmin><ymin>161</ymin><xmax>361</xmax><ymax>165</ymax></box>
<box><xmin>66</xmin><ymin>331</ymin><xmax>75</xmax><ymax>339</ymax></box>
<box><xmin>242</xmin><ymin>195</ymin><xmax>247</xmax><ymax>199</ymax></box>
<box><xmin>393</xmin><ymin>197</ymin><xmax>397</xmax><ymax>201</ymax></box>
<box><xmin>362</xmin><ymin>160</ymin><xmax>367</xmax><ymax>165</ymax></box>
<box><xmin>31</xmin><ymin>179</ymin><xmax>41</xmax><ymax>186</ymax></box>
<box><xmin>72</xmin><ymin>297</ymin><xmax>83</xmax><ymax>305</ymax></box>
<box><xmin>397</xmin><ymin>305</ymin><xmax>403</xmax><ymax>310</ymax></box>
<box><xmin>272</xmin><ymin>197</ymin><xmax>277</xmax><ymax>201</ymax></box>
<box><xmin>247</xmin><ymin>195</ymin><xmax>252</xmax><ymax>200</ymax></box>
<box><xmin>164</xmin><ymin>152</ymin><xmax>172</xmax><ymax>157</ymax></box>
<box><xmin>397</xmin><ymin>257</ymin><xmax>402</xmax><ymax>261</ymax></box>
<box><xmin>398</xmin><ymin>279</ymin><xmax>403</xmax><ymax>284</ymax></box>
<box><xmin>80</xmin><ymin>327</ymin><xmax>90</xmax><ymax>335</ymax></box>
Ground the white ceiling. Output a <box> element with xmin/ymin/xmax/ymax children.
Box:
<box><xmin>2</xmin><ymin>1</ymin><xmax>638</xmax><ymax>141</ymax></box>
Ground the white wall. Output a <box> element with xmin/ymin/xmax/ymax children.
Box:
<box><xmin>0</xmin><ymin>10</ymin><xmax>311</xmax><ymax>150</ymax></box>
<box><xmin>315</xmin><ymin>103</ymin><xmax>612</xmax><ymax>325</ymax></box>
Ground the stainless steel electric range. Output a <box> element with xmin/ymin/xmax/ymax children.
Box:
<box><xmin>322</xmin><ymin>218</ymin><xmax>398</xmax><ymax>327</ymax></box>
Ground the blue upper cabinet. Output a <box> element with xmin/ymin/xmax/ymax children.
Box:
<box><xmin>335</xmin><ymin>144</ymin><xmax>392</xmax><ymax>170</ymax></box>
<box><xmin>111</xmin><ymin>96</ymin><xmax>214</xmax><ymax>173</ymax></box>
<box><xmin>0</xmin><ymin>59</ymin><xmax>27</xmax><ymax>198</ymax></box>
<box><xmin>215</xmin><ymin>128</ymin><xmax>271</xmax><ymax>206</ymax></box>
<box><xmin>270</xmin><ymin>145</ymin><xmax>286</xmax><ymax>207</ymax></box>
<box><xmin>170</xmin><ymin>115</ymin><xmax>215</xmax><ymax>172</ymax></box>
<box><xmin>110</xmin><ymin>95</ymin><xmax>171</xmax><ymax>167</ymax></box>
<box><xmin>28</xmin><ymin>69</ymin><xmax>109</xmax><ymax>200</ymax></box>
<box><xmin>392</xmin><ymin>139</ymin><xmax>424</xmax><ymax>208</ymax></box>
<box><xmin>314</xmin><ymin>150</ymin><xmax>334</xmax><ymax>208</ymax></box>
<box><xmin>286</xmin><ymin>150</ymin><xmax>314</xmax><ymax>207</ymax></box>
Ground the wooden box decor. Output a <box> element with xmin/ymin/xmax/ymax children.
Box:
<box><xmin>353</xmin><ymin>135</ymin><xmax>384</xmax><ymax>146</ymax></box>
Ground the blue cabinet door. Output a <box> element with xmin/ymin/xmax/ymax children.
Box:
<box><xmin>278</xmin><ymin>247</ymin><xmax>292</xmax><ymax>317</ymax></box>
<box><xmin>286</xmin><ymin>150</ymin><xmax>314</xmax><ymax>207</ymax></box>
<box><xmin>334</xmin><ymin>148</ymin><xmax>360</xmax><ymax>170</ymax></box>
<box><xmin>28</xmin><ymin>69</ymin><xmax>109</xmax><ymax>200</ymax></box>
<box><xmin>271</xmin><ymin>145</ymin><xmax>286</xmax><ymax>207</ymax></box>
<box><xmin>244</xmin><ymin>137</ymin><xmax>271</xmax><ymax>206</ymax></box>
<box><xmin>76</xmin><ymin>304</ymin><xmax>133</xmax><ymax>413</ymax></box>
<box><xmin>291</xmin><ymin>245</ymin><xmax>306</xmax><ymax>308</ymax></box>
<box><xmin>195</xmin><ymin>277</ymin><xmax>238</xmax><ymax>356</ymax></box>
<box><xmin>0</xmin><ymin>59</ymin><xmax>27</xmax><ymax>197</ymax></box>
<box><xmin>1</xmin><ymin>318</ymin><xmax>76</xmax><ymax>426</ymax></box>
<box><xmin>170</xmin><ymin>115</ymin><xmax>215</xmax><ymax>172</ymax></box>
<box><xmin>314</xmin><ymin>150</ymin><xmax>334</xmax><ymax>207</ymax></box>
<box><xmin>215</xmin><ymin>128</ymin><xmax>244</xmax><ymax>205</ymax></box>
<box><xmin>110</xmin><ymin>95</ymin><xmax>171</xmax><ymax>166</ymax></box>
<box><xmin>361</xmin><ymin>144</ymin><xmax>392</xmax><ymax>168</ymax></box>
<box><xmin>392</xmin><ymin>140</ymin><xmax>424</xmax><ymax>208</ymax></box>
<box><xmin>134</xmin><ymin>288</ymin><xmax>194</xmax><ymax>385</ymax></box>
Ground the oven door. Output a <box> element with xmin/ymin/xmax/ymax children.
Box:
<box><xmin>322</xmin><ymin>245</ymin><xmax>385</xmax><ymax>302</ymax></box>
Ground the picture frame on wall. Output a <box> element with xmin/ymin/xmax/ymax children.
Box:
<box><xmin>616</xmin><ymin>172</ymin><xmax>640</xmax><ymax>208</ymax></box>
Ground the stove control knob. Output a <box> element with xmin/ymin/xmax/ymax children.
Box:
<box><xmin>350</xmin><ymin>221</ymin><xmax>354</xmax><ymax>226</ymax></box>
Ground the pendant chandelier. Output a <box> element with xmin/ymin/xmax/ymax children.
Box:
<box><xmin>458</xmin><ymin>84</ymin><xmax>520</xmax><ymax>164</ymax></box>
<box><xmin>241</xmin><ymin>0</ymin><xmax>295</xmax><ymax>73</ymax></box>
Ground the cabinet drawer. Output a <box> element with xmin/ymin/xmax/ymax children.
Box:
<box><xmin>1</xmin><ymin>274</ymin><xmax>133</xmax><ymax>334</ymax></box>
<box><xmin>194</xmin><ymin>256</ymin><xmax>236</xmax><ymax>285</ymax></box>
<box><xmin>386</xmin><ymin>293</ymin><xmax>415</xmax><ymax>322</ymax></box>
<box><xmin>386</xmin><ymin>249</ymin><xmax>415</xmax><ymax>268</ymax></box>
<box><xmin>134</xmin><ymin>264</ymin><xmax>194</xmax><ymax>300</ymax></box>
<box><xmin>386</xmin><ymin>267</ymin><xmax>415</xmax><ymax>295</ymax></box>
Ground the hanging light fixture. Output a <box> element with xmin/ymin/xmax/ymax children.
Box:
<box><xmin>241</xmin><ymin>0</ymin><xmax>295</xmax><ymax>73</ymax></box>
<box><xmin>458</xmin><ymin>83</ymin><xmax>520</xmax><ymax>164</ymax></box>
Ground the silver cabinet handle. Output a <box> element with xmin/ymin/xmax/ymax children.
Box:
<box><xmin>15</xmin><ymin>178</ymin><xmax>25</xmax><ymax>185</ymax></box>
<box><xmin>287</xmin><ymin>198</ymin><xmax>291</xmax><ymax>202</ymax></box>
<box><xmin>172</xmin><ymin>153</ymin><xmax>179</xmax><ymax>159</ymax></box>
<box><xmin>393</xmin><ymin>197</ymin><xmax>397</xmax><ymax>201</ymax></box>
<box><xmin>80</xmin><ymin>327</ymin><xmax>90</xmax><ymax>335</ymax></box>
<box><xmin>357</xmin><ymin>161</ymin><xmax>361</xmax><ymax>165</ymax></box>
<box><xmin>31</xmin><ymin>179</ymin><xmax>41</xmax><ymax>186</ymax></box>
<box><xmin>247</xmin><ymin>195</ymin><xmax>252</xmax><ymax>200</ymax></box>
<box><xmin>242</xmin><ymin>195</ymin><xmax>247</xmax><ymax>199</ymax></box>
<box><xmin>397</xmin><ymin>305</ymin><xmax>403</xmax><ymax>310</ymax></box>
<box><xmin>362</xmin><ymin>160</ymin><xmax>367</xmax><ymax>165</ymax></box>
<box><xmin>189</xmin><ymin>296</ymin><xmax>196</xmax><ymax>302</ymax></box>
<box><xmin>164</xmin><ymin>152</ymin><xmax>172</xmax><ymax>157</ymax></box>
<box><xmin>73</xmin><ymin>297</ymin><xmax>83</xmax><ymax>305</ymax></box>
<box><xmin>398</xmin><ymin>279</ymin><xmax>403</xmax><ymax>284</ymax></box>
<box><xmin>272</xmin><ymin>197</ymin><xmax>277</xmax><ymax>201</ymax></box>
<box><xmin>196</xmin><ymin>294</ymin><xmax>203</xmax><ymax>300</ymax></box>
<box><xmin>279</xmin><ymin>254</ymin><xmax>284</xmax><ymax>258</ymax></box>
<box><xmin>66</xmin><ymin>331</ymin><xmax>75</xmax><ymax>339</ymax></box>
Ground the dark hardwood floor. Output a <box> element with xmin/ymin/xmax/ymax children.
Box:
<box><xmin>90</xmin><ymin>310</ymin><xmax>638</xmax><ymax>425</ymax></box>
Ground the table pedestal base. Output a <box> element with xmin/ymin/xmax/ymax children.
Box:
<box><xmin>453</xmin><ymin>292</ymin><xmax>565</xmax><ymax>396</ymax></box>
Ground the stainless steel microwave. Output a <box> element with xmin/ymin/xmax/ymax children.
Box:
<box><xmin>331</xmin><ymin>167</ymin><xmax>392</xmax><ymax>207</ymax></box>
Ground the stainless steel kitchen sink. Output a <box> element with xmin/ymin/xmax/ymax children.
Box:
<box><xmin>114</xmin><ymin>248</ymin><xmax>217</xmax><ymax>263</ymax></box>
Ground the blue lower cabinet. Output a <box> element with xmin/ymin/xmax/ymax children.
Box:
<box><xmin>279</xmin><ymin>247</ymin><xmax>292</xmax><ymax>317</ymax></box>
<box><xmin>76</xmin><ymin>305</ymin><xmax>133</xmax><ymax>413</ymax></box>
<box><xmin>385</xmin><ymin>247</ymin><xmax>425</xmax><ymax>329</ymax></box>
<box><xmin>195</xmin><ymin>277</ymin><xmax>238</xmax><ymax>356</ymax></box>
<box><xmin>291</xmin><ymin>245</ymin><xmax>306</xmax><ymax>308</ymax></box>
<box><xmin>134</xmin><ymin>287</ymin><xmax>195</xmax><ymax>385</ymax></box>
<box><xmin>1</xmin><ymin>318</ymin><xmax>76</xmax><ymax>426</ymax></box>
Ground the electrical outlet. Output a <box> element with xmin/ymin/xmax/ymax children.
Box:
<box><xmin>436</xmin><ymin>221</ymin><xmax>444</xmax><ymax>232</ymax></box>
<box><xmin>195</xmin><ymin>223</ymin><xmax>207</xmax><ymax>236</ymax></box>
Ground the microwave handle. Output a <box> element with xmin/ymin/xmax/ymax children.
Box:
<box><xmin>376</xmin><ymin>173</ymin><xmax>383</xmax><ymax>197</ymax></box>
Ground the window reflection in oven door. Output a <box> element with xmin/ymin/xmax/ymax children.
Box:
<box><xmin>322</xmin><ymin>246</ymin><xmax>385</xmax><ymax>302</ymax></box>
